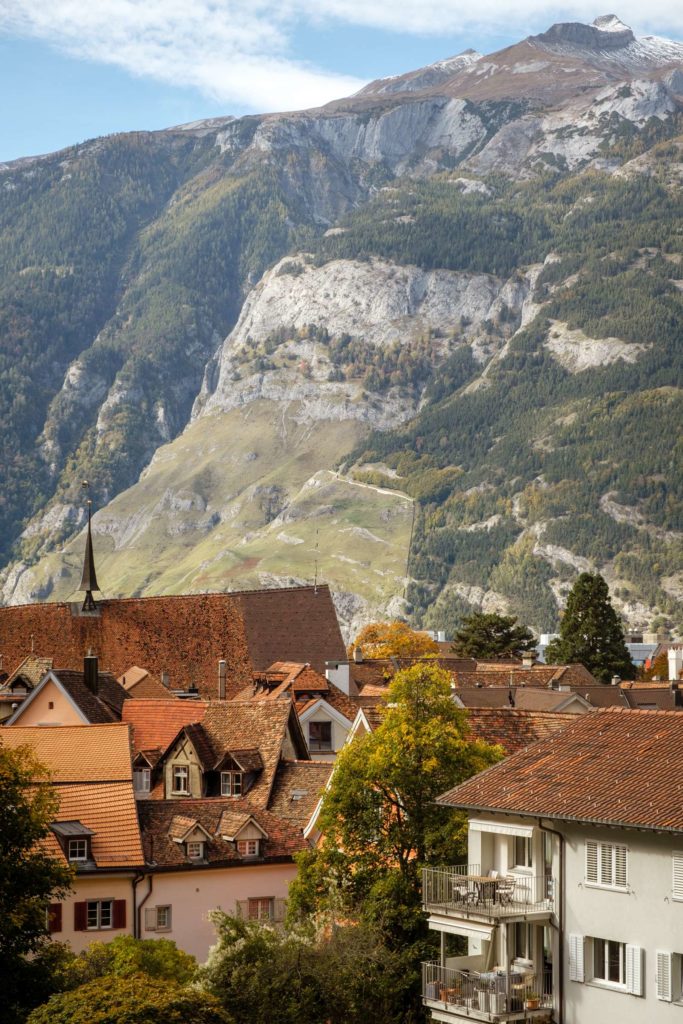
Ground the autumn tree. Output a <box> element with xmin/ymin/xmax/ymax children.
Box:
<box><xmin>349</xmin><ymin>620</ymin><xmax>439</xmax><ymax>659</ymax></box>
<box><xmin>545</xmin><ymin>572</ymin><xmax>634</xmax><ymax>682</ymax></box>
<box><xmin>450</xmin><ymin>612</ymin><xmax>536</xmax><ymax>660</ymax></box>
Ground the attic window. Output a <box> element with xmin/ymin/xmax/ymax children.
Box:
<box><xmin>290</xmin><ymin>789</ymin><xmax>308</xmax><ymax>802</ymax></box>
<box><xmin>237</xmin><ymin>839</ymin><xmax>260</xmax><ymax>858</ymax></box>
<box><xmin>187</xmin><ymin>841</ymin><xmax>204</xmax><ymax>860</ymax></box>
<box><xmin>221</xmin><ymin>771</ymin><xmax>242</xmax><ymax>797</ymax></box>
<box><xmin>134</xmin><ymin>768</ymin><xmax>151</xmax><ymax>794</ymax></box>
<box><xmin>68</xmin><ymin>838</ymin><xmax>88</xmax><ymax>862</ymax></box>
<box><xmin>172</xmin><ymin>765</ymin><xmax>189</xmax><ymax>794</ymax></box>
<box><xmin>309</xmin><ymin>721</ymin><xmax>332</xmax><ymax>752</ymax></box>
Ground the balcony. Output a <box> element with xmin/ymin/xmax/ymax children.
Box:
<box><xmin>423</xmin><ymin>866</ymin><xmax>554</xmax><ymax>924</ymax></box>
<box><xmin>423</xmin><ymin>961</ymin><xmax>553</xmax><ymax>1022</ymax></box>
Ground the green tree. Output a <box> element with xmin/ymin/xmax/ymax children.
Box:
<box><xmin>0</xmin><ymin>743</ymin><xmax>73</xmax><ymax>1023</ymax></box>
<box><xmin>26</xmin><ymin>974</ymin><xmax>230</xmax><ymax>1024</ymax></box>
<box><xmin>65</xmin><ymin>935</ymin><xmax>197</xmax><ymax>988</ymax></box>
<box><xmin>545</xmin><ymin>572</ymin><xmax>635</xmax><ymax>682</ymax></box>
<box><xmin>450</xmin><ymin>612</ymin><xmax>537</xmax><ymax>659</ymax></box>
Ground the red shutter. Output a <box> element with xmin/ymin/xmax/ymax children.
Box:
<box><xmin>112</xmin><ymin>899</ymin><xmax>126</xmax><ymax>929</ymax></box>
<box><xmin>74</xmin><ymin>901</ymin><xmax>87</xmax><ymax>931</ymax></box>
<box><xmin>48</xmin><ymin>903</ymin><xmax>62</xmax><ymax>933</ymax></box>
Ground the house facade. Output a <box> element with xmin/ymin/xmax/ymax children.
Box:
<box><xmin>426</xmin><ymin>708</ymin><xmax>683</xmax><ymax>1023</ymax></box>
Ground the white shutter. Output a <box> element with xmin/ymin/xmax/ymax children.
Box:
<box><xmin>599</xmin><ymin>843</ymin><xmax>613</xmax><ymax>886</ymax></box>
<box><xmin>656</xmin><ymin>951</ymin><xmax>673</xmax><ymax>1001</ymax></box>
<box><xmin>144</xmin><ymin>907</ymin><xmax>157</xmax><ymax>931</ymax></box>
<box><xmin>625</xmin><ymin>945</ymin><xmax>644</xmax><ymax>996</ymax></box>
<box><xmin>585</xmin><ymin>840</ymin><xmax>598</xmax><ymax>884</ymax></box>
<box><xmin>673</xmin><ymin>853</ymin><xmax>683</xmax><ymax>900</ymax></box>
<box><xmin>614</xmin><ymin>845</ymin><xmax>628</xmax><ymax>889</ymax></box>
<box><xmin>569</xmin><ymin>934</ymin><xmax>585</xmax><ymax>983</ymax></box>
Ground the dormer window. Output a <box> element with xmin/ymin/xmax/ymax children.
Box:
<box><xmin>134</xmin><ymin>768</ymin><xmax>151</xmax><ymax>794</ymax></box>
<box><xmin>221</xmin><ymin>771</ymin><xmax>243</xmax><ymax>797</ymax></box>
<box><xmin>237</xmin><ymin>839</ymin><xmax>260</xmax><ymax>858</ymax></box>
<box><xmin>68</xmin><ymin>838</ymin><xmax>88</xmax><ymax>862</ymax></box>
<box><xmin>187</xmin><ymin>840</ymin><xmax>204</xmax><ymax>860</ymax></box>
<box><xmin>172</xmin><ymin>765</ymin><xmax>189</xmax><ymax>794</ymax></box>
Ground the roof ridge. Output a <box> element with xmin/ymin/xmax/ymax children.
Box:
<box><xmin>8</xmin><ymin>583</ymin><xmax>332</xmax><ymax>611</ymax></box>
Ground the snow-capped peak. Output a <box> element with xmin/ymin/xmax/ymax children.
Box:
<box><xmin>592</xmin><ymin>14</ymin><xmax>631</xmax><ymax>33</ymax></box>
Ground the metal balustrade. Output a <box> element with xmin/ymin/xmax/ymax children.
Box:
<box><xmin>422</xmin><ymin>961</ymin><xmax>553</xmax><ymax>1019</ymax></box>
<box><xmin>423</xmin><ymin>867</ymin><xmax>555</xmax><ymax>918</ymax></box>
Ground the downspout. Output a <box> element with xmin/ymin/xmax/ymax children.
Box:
<box><xmin>538</xmin><ymin>819</ymin><xmax>564</xmax><ymax>1024</ymax></box>
<box><xmin>135</xmin><ymin>873</ymin><xmax>153</xmax><ymax>939</ymax></box>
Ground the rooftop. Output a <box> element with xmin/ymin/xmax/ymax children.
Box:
<box><xmin>122</xmin><ymin>698</ymin><xmax>208</xmax><ymax>754</ymax></box>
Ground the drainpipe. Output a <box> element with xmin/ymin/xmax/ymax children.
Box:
<box><xmin>538</xmin><ymin>819</ymin><xmax>564</xmax><ymax>1024</ymax></box>
<box><xmin>134</xmin><ymin>873</ymin><xmax>153</xmax><ymax>938</ymax></box>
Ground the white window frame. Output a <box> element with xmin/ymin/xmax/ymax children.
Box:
<box><xmin>514</xmin><ymin>835</ymin><xmax>533</xmax><ymax>870</ymax></box>
<box><xmin>585</xmin><ymin>840</ymin><xmax>628</xmax><ymax>891</ymax></box>
<box><xmin>186</xmin><ymin>840</ymin><xmax>204</xmax><ymax>860</ymax></box>
<box><xmin>237</xmin><ymin>838</ymin><xmax>260</xmax><ymax>857</ymax></box>
<box><xmin>590</xmin><ymin>937</ymin><xmax>627</xmax><ymax>990</ymax></box>
<box><xmin>134</xmin><ymin>767</ymin><xmax>151</xmax><ymax>794</ymax></box>
<box><xmin>155</xmin><ymin>905</ymin><xmax>171</xmax><ymax>931</ymax></box>
<box><xmin>87</xmin><ymin>899</ymin><xmax>113</xmax><ymax>930</ymax></box>
<box><xmin>221</xmin><ymin>771</ymin><xmax>243</xmax><ymax>797</ymax></box>
<box><xmin>68</xmin><ymin>838</ymin><xmax>88</xmax><ymax>862</ymax></box>
<box><xmin>172</xmin><ymin>764</ymin><xmax>189</xmax><ymax>795</ymax></box>
<box><xmin>247</xmin><ymin>897</ymin><xmax>274</xmax><ymax>921</ymax></box>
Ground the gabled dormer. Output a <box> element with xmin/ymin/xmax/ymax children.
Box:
<box><xmin>162</xmin><ymin>724</ymin><xmax>214</xmax><ymax>799</ymax></box>
<box><xmin>211</xmin><ymin>749</ymin><xmax>263</xmax><ymax>799</ymax></box>
<box><xmin>51</xmin><ymin>820</ymin><xmax>96</xmax><ymax>868</ymax></box>
<box><xmin>168</xmin><ymin>815</ymin><xmax>213</xmax><ymax>863</ymax></box>
<box><xmin>216</xmin><ymin>810</ymin><xmax>269</xmax><ymax>860</ymax></box>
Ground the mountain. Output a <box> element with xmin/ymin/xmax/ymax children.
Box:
<box><xmin>1</xmin><ymin>16</ymin><xmax>681</xmax><ymax>638</ymax></box>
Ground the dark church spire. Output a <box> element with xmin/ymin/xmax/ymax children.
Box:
<box><xmin>79</xmin><ymin>481</ymin><xmax>100</xmax><ymax>612</ymax></box>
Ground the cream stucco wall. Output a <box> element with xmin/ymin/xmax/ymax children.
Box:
<box><xmin>139</xmin><ymin>862</ymin><xmax>298</xmax><ymax>962</ymax></box>
<box><xmin>13</xmin><ymin>679</ymin><xmax>85</xmax><ymax>726</ymax></box>
<box><xmin>303</xmin><ymin>707</ymin><xmax>350</xmax><ymax>759</ymax></box>
<box><xmin>53</xmin><ymin>874</ymin><xmax>134</xmax><ymax>954</ymax></box>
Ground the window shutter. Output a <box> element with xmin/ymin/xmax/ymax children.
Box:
<box><xmin>48</xmin><ymin>903</ymin><xmax>62</xmax><ymax>933</ymax></box>
<box><xmin>112</xmin><ymin>899</ymin><xmax>127</xmax><ymax>929</ymax></box>
<box><xmin>599</xmin><ymin>843</ymin><xmax>613</xmax><ymax>886</ymax></box>
<box><xmin>585</xmin><ymin>840</ymin><xmax>598</xmax><ymax>883</ymax></box>
<box><xmin>625</xmin><ymin>945</ymin><xmax>643</xmax><ymax>996</ymax></box>
<box><xmin>656</xmin><ymin>951</ymin><xmax>673</xmax><ymax>1001</ymax></box>
<box><xmin>74</xmin><ymin>901</ymin><xmax>87</xmax><ymax>931</ymax></box>
<box><xmin>673</xmin><ymin>853</ymin><xmax>683</xmax><ymax>900</ymax></box>
<box><xmin>614</xmin><ymin>845</ymin><xmax>628</xmax><ymax>888</ymax></box>
<box><xmin>569</xmin><ymin>934</ymin><xmax>585</xmax><ymax>983</ymax></box>
<box><xmin>144</xmin><ymin>907</ymin><xmax>157</xmax><ymax>931</ymax></box>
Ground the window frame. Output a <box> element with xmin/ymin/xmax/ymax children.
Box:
<box><xmin>585</xmin><ymin>840</ymin><xmax>628</xmax><ymax>891</ymax></box>
<box><xmin>237</xmin><ymin>838</ymin><xmax>260</xmax><ymax>858</ymax></box>
<box><xmin>514</xmin><ymin>835</ymin><xmax>533</xmax><ymax>870</ymax></box>
<box><xmin>86</xmin><ymin>899</ymin><xmax>114</xmax><ymax>931</ymax></box>
<box><xmin>247</xmin><ymin>897</ymin><xmax>274</xmax><ymax>921</ymax></box>
<box><xmin>308</xmin><ymin>720</ymin><xmax>333</xmax><ymax>752</ymax></box>
<box><xmin>591</xmin><ymin>937</ymin><xmax>626</xmax><ymax>989</ymax></box>
<box><xmin>171</xmin><ymin>764</ymin><xmax>190</xmax><ymax>795</ymax></box>
<box><xmin>221</xmin><ymin>770</ymin><xmax>243</xmax><ymax>797</ymax></box>
<box><xmin>186</xmin><ymin>840</ymin><xmax>204</xmax><ymax>860</ymax></box>
<box><xmin>155</xmin><ymin>905</ymin><xmax>172</xmax><ymax>931</ymax></box>
<box><xmin>67</xmin><ymin>837</ymin><xmax>88</xmax><ymax>862</ymax></box>
<box><xmin>134</xmin><ymin>767</ymin><xmax>151</xmax><ymax>794</ymax></box>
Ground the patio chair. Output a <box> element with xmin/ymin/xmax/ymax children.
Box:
<box><xmin>496</xmin><ymin>876</ymin><xmax>516</xmax><ymax>905</ymax></box>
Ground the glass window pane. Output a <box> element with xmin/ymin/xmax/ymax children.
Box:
<box><xmin>594</xmin><ymin>939</ymin><xmax>605</xmax><ymax>980</ymax></box>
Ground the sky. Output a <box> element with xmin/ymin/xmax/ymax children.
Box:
<box><xmin>1</xmin><ymin>0</ymin><xmax>682</xmax><ymax>163</ymax></box>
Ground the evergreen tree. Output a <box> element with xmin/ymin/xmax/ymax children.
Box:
<box><xmin>545</xmin><ymin>572</ymin><xmax>634</xmax><ymax>682</ymax></box>
<box><xmin>450</xmin><ymin>612</ymin><xmax>536</xmax><ymax>660</ymax></box>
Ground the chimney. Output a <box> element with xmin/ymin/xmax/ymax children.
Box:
<box><xmin>522</xmin><ymin>653</ymin><xmax>536</xmax><ymax>668</ymax></box>
<box><xmin>325</xmin><ymin>660</ymin><xmax>351</xmax><ymax>696</ymax></box>
<box><xmin>218</xmin><ymin>659</ymin><xmax>227</xmax><ymax>700</ymax></box>
<box><xmin>437</xmin><ymin>631</ymin><xmax>446</xmax><ymax>643</ymax></box>
<box><xmin>84</xmin><ymin>652</ymin><xmax>99</xmax><ymax>695</ymax></box>
<box><xmin>353</xmin><ymin>645</ymin><xmax>363</xmax><ymax>664</ymax></box>
<box><xmin>668</xmin><ymin>648</ymin><xmax>683</xmax><ymax>683</ymax></box>
<box><xmin>611</xmin><ymin>675</ymin><xmax>621</xmax><ymax>687</ymax></box>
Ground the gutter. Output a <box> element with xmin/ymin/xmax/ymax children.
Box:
<box><xmin>538</xmin><ymin>819</ymin><xmax>564</xmax><ymax>1024</ymax></box>
<box><xmin>135</xmin><ymin>873</ymin><xmax>153</xmax><ymax>939</ymax></box>
<box><xmin>435</xmin><ymin>800</ymin><xmax>683</xmax><ymax>837</ymax></box>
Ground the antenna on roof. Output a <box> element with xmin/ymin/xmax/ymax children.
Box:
<box><xmin>79</xmin><ymin>480</ymin><xmax>101</xmax><ymax>612</ymax></box>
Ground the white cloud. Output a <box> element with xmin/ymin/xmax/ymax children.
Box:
<box><xmin>1</xmin><ymin>0</ymin><xmax>682</xmax><ymax>113</ymax></box>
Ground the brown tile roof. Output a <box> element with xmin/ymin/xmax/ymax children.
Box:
<box><xmin>4</xmin><ymin>655</ymin><xmax>53</xmax><ymax>688</ymax></box>
<box><xmin>0</xmin><ymin>585</ymin><xmax>345</xmax><ymax>702</ymax></box>
<box><xmin>571</xmin><ymin>685</ymin><xmax>630</xmax><ymax>708</ymax></box>
<box><xmin>0</xmin><ymin>722</ymin><xmax>134</xmax><ymax>782</ymax></box>
<box><xmin>118</xmin><ymin>666</ymin><xmax>173</xmax><ymax>699</ymax></box>
<box><xmin>138</xmin><ymin>797</ymin><xmax>307</xmax><ymax>868</ymax></box>
<box><xmin>438</xmin><ymin>708</ymin><xmax>683</xmax><ymax>833</ymax></box>
<box><xmin>167</xmin><ymin>814</ymin><xmax>202</xmax><ymax>841</ymax></box>
<box><xmin>122</xmin><ymin>699</ymin><xmax>209</xmax><ymax>754</ymax></box>
<box><xmin>456</xmin><ymin>688</ymin><xmax>590</xmax><ymax>712</ymax></box>
<box><xmin>215</xmin><ymin>809</ymin><xmax>260</xmax><ymax>840</ymax></box>
<box><xmin>52</xmin><ymin>669</ymin><xmax>129</xmax><ymax>722</ymax></box>
<box><xmin>453</xmin><ymin>663</ymin><xmax>597</xmax><ymax>689</ymax></box>
<box><xmin>463</xmin><ymin>708</ymin><xmax>578</xmax><ymax>754</ymax></box>
<box><xmin>267</xmin><ymin>760</ymin><xmax>334</xmax><ymax>829</ymax></box>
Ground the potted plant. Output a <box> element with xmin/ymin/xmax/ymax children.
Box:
<box><xmin>525</xmin><ymin>992</ymin><xmax>541</xmax><ymax>1009</ymax></box>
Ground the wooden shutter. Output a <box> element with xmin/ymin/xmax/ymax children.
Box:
<box><xmin>48</xmin><ymin>903</ymin><xmax>62</xmax><ymax>934</ymax></box>
<box><xmin>673</xmin><ymin>852</ymin><xmax>683</xmax><ymax>900</ymax></box>
<box><xmin>599</xmin><ymin>843</ymin><xmax>613</xmax><ymax>886</ymax></box>
<box><xmin>656</xmin><ymin>951</ymin><xmax>673</xmax><ymax>1001</ymax></box>
<box><xmin>112</xmin><ymin>899</ymin><xmax>127</xmax><ymax>929</ymax></box>
<box><xmin>144</xmin><ymin>907</ymin><xmax>157</xmax><ymax>931</ymax></box>
<box><xmin>585</xmin><ymin>840</ymin><xmax>598</xmax><ymax>883</ymax></box>
<box><xmin>625</xmin><ymin>945</ymin><xmax>643</xmax><ymax>996</ymax></box>
<box><xmin>614</xmin><ymin>845</ymin><xmax>628</xmax><ymax>888</ymax></box>
<box><xmin>569</xmin><ymin>934</ymin><xmax>585</xmax><ymax>983</ymax></box>
<box><xmin>74</xmin><ymin>901</ymin><xmax>87</xmax><ymax>931</ymax></box>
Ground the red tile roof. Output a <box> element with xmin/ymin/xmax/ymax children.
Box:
<box><xmin>122</xmin><ymin>699</ymin><xmax>208</xmax><ymax>754</ymax></box>
<box><xmin>438</xmin><ymin>708</ymin><xmax>683</xmax><ymax>833</ymax></box>
<box><xmin>464</xmin><ymin>708</ymin><xmax>579</xmax><ymax>754</ymax></box>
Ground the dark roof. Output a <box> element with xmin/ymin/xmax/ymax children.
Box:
<box><xmin>438</xmin><ymin>708</ymin><xmax>683</xmax><ymax>833</ymax></box>
<box><xmin>464</xmin><ymin>708</ymin><xmax>578</xmax><ymax>754</ymax></box>
<box><xmin>53</xmin><ymin>669</ymin><xmax>129</xmax><ymax>723</ymax></box>
<box><xmin>51</xmin><ymin>820</ymin><xmax>95</xmax><ymax>837</ymax></box>
<box><xmin>456</xmin><ymin>688</ymin><xmax>590</xmax><ymax>712</ymax></box>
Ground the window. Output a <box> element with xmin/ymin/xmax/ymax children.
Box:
<box><xmin>513</xmin><ymin>922</ymin><xmax>534</xmax><ymax>960</ymax></box>
<box><xmin>144</xmin><ymin>905</ymin><xmax>172</xmax><ymax>932</ymax></box>
<box><xmin>247</xmin><ymin>897</ymin><xmax>274</xmax><ymax>921</ymax></box>
<box><xmin>68</xmin><ymin>838</ymin><xmax>88</xmax><ymax>862</ymax></box>
<box><xmin>186</xmin><ymin>841</ymin><xmax>204</xmax><ymax>860</ymax></box>
<box><xmin>514</xmin><ymin>835</ymin><xmax>533</xmax><ymax>869</ymax></box>
<box><xmin>308</xmin><ymin>720</ymin><xmax>332</xmax><ymax>752</ymax></box>
<box><xmin>237</xmin><ymin>839</ymin><xmax>260</xmax><ymax>857</ymax></box>
<box><xmin>656</xmin><ymin>951</ymin><xmax>683</xmax><ymax>1002</ymax></box>
<box><xmin>221</xmin><ymin>771</ymin><xmax>243</xmax><ymax>797</ymax></box>
<box><xmin>673</xmin><ymin>852</ymin><xmax>683</xmax><ymax>900</ymax></box>
<box><xmin>87</xmin><ymin>900</ymin><xmax>113</xmax><ymax>930</ymax></box>
<box><xmin>172</xmin><ymin>765</ymin><xmax>189</xmax><ymax>794</ymax></box>
<box><xmin>585</xmin><ymin>841</ymin><xmax>628</xmax><ymax>889</ymax></box>
<box><xmin>593</xmin><ymin>938</ymin><xmax>625</xmax><ymax>986</ymax></box>
<box><xmin>134</xmin><ymin>768</ymin><xmax>151</xmax><ymax>794</ymax></box>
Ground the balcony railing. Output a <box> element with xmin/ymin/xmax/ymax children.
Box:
<box><xmin>423</xmin><ymin>867</ymin><xmax>554</xmax><ymax>919</ymax></box>
<box><xmin>423</xmin><ymin>962</ymin><xmax>553</xmax><ymax>1019</ymax></box>
<box><xmin>235</xmin><ymin>898</ymin><xmax>287</xmax><ymax>926</ymax></box>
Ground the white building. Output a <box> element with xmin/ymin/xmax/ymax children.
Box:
<box><xmin>424</xmin><ymin>708</ymin><xmax>683</xmax><ymax>1023</ymax></box>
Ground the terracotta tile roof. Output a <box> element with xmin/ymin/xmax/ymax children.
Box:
<box><xmin>122</xmin><ymin>699</ymin><xmax>209</xmax><ymax>754</ymax></box>
<box><xmin>0</xmin><ymin>722</ymin><xmax>134</xmax><ymax>782</ymax></box>
<box><xmin>0</xmin><ymin>585</ymin><xmax>345</xmax><ymax>701</ymax></box>
<box><xmin>438</xmin><ymin>708</ymin><xmax>683</xmax><ymax>833</ymax></box>
<box><xmin>215</xmin><ymin>809</ymin><xmax>259</xmax><ymax>840</ymax></box>
<box><xmin>138</xmin><ymin>797</ymin><xmax>307</xmax><ymax>868</ymax></box>
<box><xmin>4</xmin><ymin>655</ymin><xmax>53</xmax><ymax>687</ymax></box>
<box><xmin>0</xmin><ymin>723</ymin><xmax>143</xmax><ymax>868</ymax></box>
<box><xmin>456</xmin><ymin>688</ymin><xmax>591</xmax><ymax>712</ymax></box>
<box><xmin>167</xmin><ymin>814</ymin><xmax>203</xmax><ymax>841</ymax></box>
<box><xmin>463</xmin><ymin>708</ymin><xmax>579</xmax><ymax>754</ymax></box>
<box><xmin>267</xmin><ymin>760</ymin><xmax>334</xmax><ymax>829</ymax></box>
<box><xmin>52</xmin><ymin>669</ymin><xmax>129</xmax><ymax>722</ymax></box>
<box><xmin>118</xmin><ymin>666</ymin><xmax>173</xmax><ymax>699</ymax></box>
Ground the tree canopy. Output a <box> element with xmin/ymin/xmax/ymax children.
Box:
<box><xmin>349</xmin><ymin>621</ymin><xmax>439</xmax><ymax>659</ymax></box>
<box><xmin>545</xmin><ymin>572</ymin><xmax>635</xmax><ymax>682</ymax></box>
<box><xmin>450</xmin><ymin>612</ymin><xmax>536</xmax><ymax>660</ymax></box>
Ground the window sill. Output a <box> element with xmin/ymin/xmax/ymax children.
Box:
<box><xmin>584</xmin><ymin>882</ymin><xmax>629</xmax><ymax>893</ymax></box>
<box><xmin>586</xmin><ymin>980</ymin><xmax>627</xmax><ymax>994</ymax></box>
